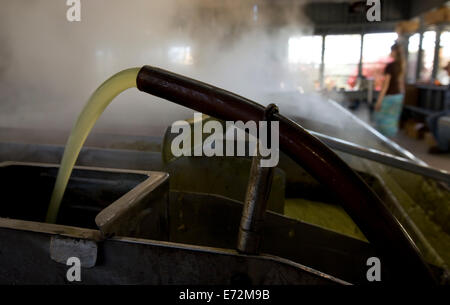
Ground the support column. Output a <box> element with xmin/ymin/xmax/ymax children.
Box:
<box><xmin>432</xmin><ymin>26</ymin><xmax>442</xmax><ymax>82</ymax></box>
<box><xmin>415</xmin><ymin>17</ymin><xmax>425</xmax><ymax>82</ymax></box>
<box><xmin>358</xmin><ymin>32</ymin><xmax>364</xmax><ymax>78</ymax></box>
<box><xmin>319</xmin><ymin>34</ymin><xmax>326</xmax><ymax>90</ymax></box>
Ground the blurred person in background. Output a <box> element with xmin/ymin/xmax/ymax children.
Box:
<box><xmin>374</xmin><ymin>43</ymin><xmax>406</xmax><ymax>138</ymax></box>
<box><xmin>426</xmin><ymin>62</ymin><xmax>450</xmax><ymax>154</ymax></box>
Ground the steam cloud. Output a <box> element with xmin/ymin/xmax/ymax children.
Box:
<box><xmin>0</xmin><ymin>0</ymin><xmax>315</xmax><ymax>140</ymax></box>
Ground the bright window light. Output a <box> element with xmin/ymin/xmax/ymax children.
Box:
<box><xmin>288</xmin><ymin>36</ymin><xmax>323</xmax><ymax>65</ymax></box>
<box><xmin>409</xmin><ymin>33</ymin><xmax>420</xmax><ymax>53</ymax></box>
<box><xmin>421</xmin><ymin>31</ymin><xmax>436</xmax><ymax>81</ymax></box>
<box><xmin>323</xmin><ymin>34</ymin><xmax>361</xmax><ymax>90</ymax></box>
<box><xmin>362</xmin><ymin>33</ymin><xmax>398</xmax><ymax>63</ymax></box>
<box><xmin>441</xmin><ymin>31</ymin><xmax>450</xmax><ymax>60</ymax></box>
<box><xmin>324</xmin><ymin>35</ymin><xmax>361</xmax><ymax>65</ymax></box>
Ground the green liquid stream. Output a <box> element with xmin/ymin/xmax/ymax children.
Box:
<box><xmin>46</xmin><ymin>67</ymin><xmax>140</xmax><ymax>223</ymax></box>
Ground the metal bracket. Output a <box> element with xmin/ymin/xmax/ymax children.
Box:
<box><xmin>237</xmin><ymin>104</ymin><xmax>279</xmax><ymax>254</ymax></box>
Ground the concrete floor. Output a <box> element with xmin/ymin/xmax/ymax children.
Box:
<box><xmin>392</xmin><ymin>132</ymin><xmax>450</xmax><ymax>172</ymax></box>
<box><xmin>348</xmin><ymin>102</ymin><xmax>450</xmax><ymax>172</ymax></box>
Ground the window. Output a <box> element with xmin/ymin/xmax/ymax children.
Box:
<box><xmin>288</xmin><ymin>35</ymin><xmax>322</xmax><ymax>65</ymax></box>
<box><xmin>406</xmin><ymin>33</ymin><xmax>420</xmax><ymax>83</ymax></box>
<box><xmin>288</xmin><ymin>35</ymin><xmax>323</xmax><ymax>88</ymax></box>
<box><xmin>362</xmin><ymin>33</ymin><xmax>398</xmax><ymax>91</ymax></box>
<box><xmin>420</xmin><ymin>31</ymin><xmax>436</xmax><ymax>82</ymax></box>
<box><xmin>437</xmin><ymin>31</ymin><xmax>450</xmax><ymax>85</ymax></box>
<box><xmin>324</xmin><ymin>34</ymin><xmax>362</xmax><ymax>91</ymax></box>
<box><xmin>406</xmin><ymin>31</ymin><xmax>438</xmax><ymax>83</ymax></box>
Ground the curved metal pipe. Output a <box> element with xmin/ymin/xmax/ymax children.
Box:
<box><xmin>136</xmin><ymin>65</ymin><xmax>436</xmax><ymax>284</ymax></box>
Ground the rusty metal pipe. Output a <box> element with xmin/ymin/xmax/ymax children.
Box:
<box><xmin>136</xmin><ymin>65</ymin><xmax>435</xmax><ymax>284</ymax></box>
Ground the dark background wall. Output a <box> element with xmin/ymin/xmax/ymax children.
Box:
<box><xmin>303</xmin><ymin>0</ymin><xmax>448</xmax><ymax>35</ymax></box>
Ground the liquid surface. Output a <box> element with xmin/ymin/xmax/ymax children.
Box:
<box><xmin>284</xmin><ymin>198</ymin><xmax>367</xmax><ymax>241</ymax></box>
<box><xmin>46</xmin><ymin>67</ymin><xmax>141</xmax><ymax>223</ymax></box>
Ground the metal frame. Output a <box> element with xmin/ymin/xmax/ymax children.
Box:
<box><xmin>309</xmin><ymin>130</ymin><xmax>450</xmax><ymax>184</ymax></box>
